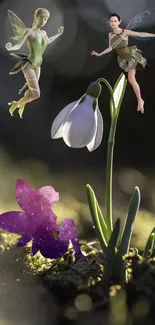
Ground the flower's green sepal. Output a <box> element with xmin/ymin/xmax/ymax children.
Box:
<box><xmin>86</xmin><ymin>184</ymin><xmax>108</xmax><ymax>252</ymax></box>
<box><xmin>143</xmin><ymin>227</ymin><xmax>155</xmax><ymax>258</ymax></box>
<box><xmin>86</xmin><ymin>82</ymin><xmax>102</xmax><ymax>98</ymax></box>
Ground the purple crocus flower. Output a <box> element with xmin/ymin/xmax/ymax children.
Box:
<box><xmin>0</xmin><ymin>179</ymin><xmax>82</xmax><ymax>258</ymax></box>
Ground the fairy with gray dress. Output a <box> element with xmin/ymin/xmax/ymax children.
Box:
<box><xmin>91</xmin><ymin>12</ymin><xmax>155</xmax><ymax>114</ymax></box>
<box><xmin>5</xmin><ymin>8</ymin><xmax>64</xmax><ymax>118</ymax></box>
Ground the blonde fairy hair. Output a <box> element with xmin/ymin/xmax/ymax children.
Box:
<box><xmin>32</xmin><ymin>8</ymin><xmax>50</xmax><ymax>27</ymax></box>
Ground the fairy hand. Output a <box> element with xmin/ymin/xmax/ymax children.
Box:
<box><xmin>58</xmin><ymin>26</ymin><xmax>64</xmax><ymax>35</ymax></box>
<box><xmin>90</xmin><ymin>50</ymin><xmax>100</xmax><ymax>56</ymax></box>
<box><xmin>5</xmin><ymin>42</ymin><xmax>13</xmax><ymax>51</ymax></box>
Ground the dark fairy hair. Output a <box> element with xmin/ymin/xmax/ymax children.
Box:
<box><xmin>109</xmin><ymin>13</ymin><xmax>121</xmax><ymax>21</ymax></box>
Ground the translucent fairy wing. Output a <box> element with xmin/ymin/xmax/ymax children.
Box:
<box><xmin>101</xmin><ymin>18</ymin><xmax>112</xmax><ymax>45</ymax></box>
<box><xmin>101</xmin><ymin>17</ymin><xmax>112</xmax><ymax>33</ymax></box>
<box><xmin>126</xmin><ymin>10</ymin><xmax>151</xmax><ymax>30</ymax></box>
<box><xmin>8</xmin><ymin>10</ymin><xmax>27</xmax><ymax>43</ymax></box>
<box><xmin>126</xmin><ymin>10</ymin><xmax>154</xmax><ymax>41</ymax></box>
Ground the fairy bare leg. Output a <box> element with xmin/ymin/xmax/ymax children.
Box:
<box><xmin>18</xmin><ymin>66</ymin><xmax>41</xmax><ymax>118</ymax></box>
<box><xmin>18</xmin><ymin>82</ymin><xmax>28</xmax><ymax>94</ymax></box>
<box><xmin>18</xmin><ymin>67</ymin><xmax>41</xmax><ymax>94</ymax></box>
<box><xmin>9</xmin><ymin>64</ymin><xmax>40</xmax><ymax>118</ymax></box>
<box><xmin>128</xmin><ymin>69</ymin><xmax>144</xmax><ymax>114</ymax></box>
<box><xmin>35</xmin><ymin>66</ymin><xmax>41</xmax><ymax>81</ymax></box>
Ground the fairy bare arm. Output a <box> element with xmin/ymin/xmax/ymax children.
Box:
<box><xmin>5</xmin><ymin>28</ymin><xmax>31</xmax><ymax>51</ymax></box>
<box><xmin>100</xmin><ymin>32</ymin><xmax>113</xmax><ymax>55</ymax></box>
<box><xmin>47</xmin><ymin>26</ymin><xmax>64</xmax><ymax>44</ymax></box>
<box><xmin>91</xmin><ymin>33</ymin><xmax>112</xmax><ymax>57</ymax></box>
<box><xmin>124</xmin><ymin>29</ymin><xmax>155</xmax><ymax>38</ymax></box>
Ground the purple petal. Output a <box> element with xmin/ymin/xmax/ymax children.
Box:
<box><xmin>16</xmin><ymin>179</ymin><xmax>59</xmax><ymax>218</ymax></box>
<box><xmin>0</xmin><ymin>211</ymin><xmax>28</xmax><ymax>233</ymax></box>
<box><xmin>38</xmin><ymin>233</ymin><xmax>69</xmax><ymax>259</ymax></box>
<box><xmin>16</xmin><ymin>179</ymin><xmax>36</xmax><ymax>212</ymax></box>
<box><xmin>38</xmin><ymin>186</ymin><xmax>59</xmax><ymax>205</ymax></box>
<box><xmin>59</xmin><ymin>219</ymin><xmax>83</xmax><ymax>258</ymax></box>
<box><xmin>32</xmin><ymin>219</ymin><xmax>82</xmax><ymax>259</ymax></box>
<box><xmin>17</xmin><ymin>233</ymin><xmax>32</xmax><ymax>247</ymax></box>
<box><xmin>32</xmin><ymin>225</ymin><xmax>60</xmax><ymax>257</ymax></box>
<box><xmin>32</xmin><ymin>240</ymin><xmax>40</xmax><ymax>255</ymax></box>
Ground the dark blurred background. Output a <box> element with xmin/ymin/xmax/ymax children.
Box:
<box><xmin>0</xmin><ymin>0</ymin><xmax>155</xmax><ymax>240</ymax></box>
<box><xmin>0</xmin><ymin>0</ymin><xmax>155</xmax><ymax>169</ymax></box>
<box><xmin>0</xmin><ymin>0</ymin><xmax>155</xmax><ymax>242</ymax></box>
<box><xmin>1</xmin><ymin>0</ymin><xmax>155</xmax><ymax>323</ymax></box>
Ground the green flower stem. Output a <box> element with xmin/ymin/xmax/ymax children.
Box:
<box><xmin>96</xmin><ymin>77</ymin><xmax>117</xmax><ymax>238</ymax></box>
<box><xmin>103</xmin><ymin>218</ymin><xmax>120</xmax><ymax>293</ymax></box>
<box><xmin>105</xmin><ymin>117</ymin><xmax>117</xmax><ymax>237</ymax></box>
<box><xmin>96</xmin><ymin>78</ymin><xmax>115</xmax><ymax>118</ymax></box>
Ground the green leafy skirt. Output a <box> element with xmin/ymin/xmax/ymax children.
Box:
<box><xmin>9</xmin><ymin>53</ymin><xmax>33</xmax><ymax>75</ymax></box>
<box><xmin>116</xmin><ymin>46</ymin><xmax>147</xmax><ymax>72</ymax></box>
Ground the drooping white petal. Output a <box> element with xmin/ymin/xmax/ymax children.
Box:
<box><xmin>51</xmin><ymin>100</ymin><xmax>79</xmax><ymax>139</ymax></box>
<box><xmin>87</xmin><ymin>105</ymin><xmax>103</xmax><ymax>152</ymax></box>
<box><xmin>113</xmin><ymin>73</ymin><xmax>126</xmax><ymax>108</ymax></box>
<box><xmin>62</xmin><ymin>95</ymin><xmax>96</xmax><ymax>148</ymax></box>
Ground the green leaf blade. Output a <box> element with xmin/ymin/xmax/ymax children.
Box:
<box><xmin>103</xmin><ymin>218</ymin><xmax>120</xmax><ymax>290</ymax></box>
<box><xmin>114</xmin><ymin>187</ymin><xmax>140</xmax><ymax>283</ymax></box>
<box><xmin>143</xmin><ymin>227</ymin><xmax>155</xmax><ymax>258</ymax></box>
<box><xmin>86</xmin><ymin>184</ymin><xmax>108</xmax><ymax>252</ymax></box>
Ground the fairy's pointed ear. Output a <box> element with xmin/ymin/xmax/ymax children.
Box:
<box><xmin>119</xmin><ymin>20</ymin><xmax>122</xmax><ymax>25</ymax></box>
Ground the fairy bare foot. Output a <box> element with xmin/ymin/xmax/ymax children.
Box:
<box><xmin>137</xmin><ymin>99</ymin><xmax>144</xmax><ymax>114</ymax></box>
<box><xmin>8</xmin><ymin>100</ymin><xmax>20</xmax><ymax>116</ymax></box>
<box><xmin>18</xmin><ymin>104</ymin><xmax>25</xmax><ymax>119</ymax></box>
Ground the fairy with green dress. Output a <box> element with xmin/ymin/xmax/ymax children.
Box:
<box><xmin>5</xmin><ymin>8</ymin><xmax>64</xmax><ymax>118</ymax></box>
<box><xmin>91</xmin><ymin>11</ymin><xmax>155</xmax><ymax>114</ymax></box>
